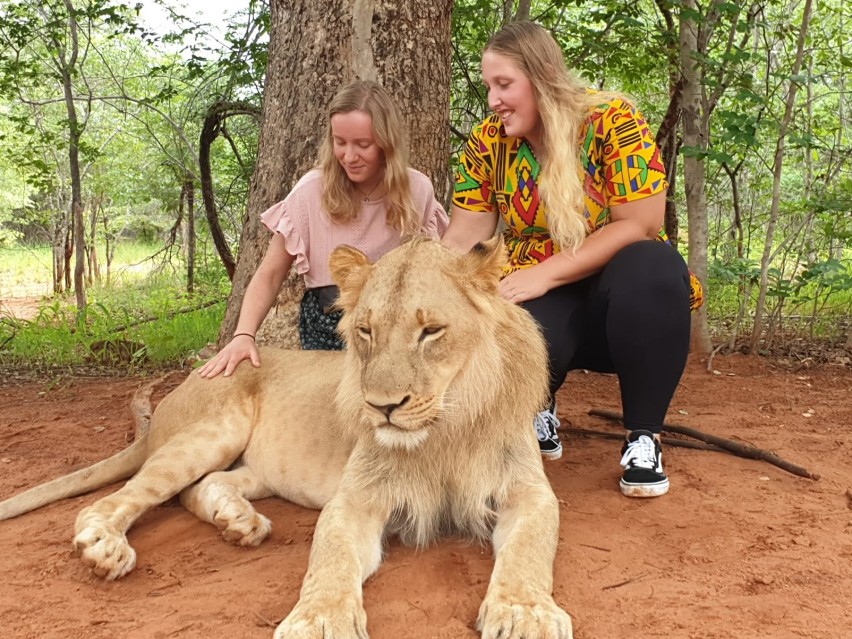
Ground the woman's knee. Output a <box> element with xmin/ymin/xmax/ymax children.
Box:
<box><xmin>602</xmin><ymin>241</ymin><xmax>690</xmax><ymax>300</ymax></box>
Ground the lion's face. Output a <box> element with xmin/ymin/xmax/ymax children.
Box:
<box><xmin>329</xmin><ymin>239</ymin><xmax>506</xmax><ymax>451</ymax></box>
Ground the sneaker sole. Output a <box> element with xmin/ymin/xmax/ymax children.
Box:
<box><xmin>619</xmin><ymin>478</ymin><xmax>669</xmax><ymax>498</ymax></box>
<box><xmin>541</xmin><ymin>447</ymin><xmax>563</xmax><ymax>461</ymax></box>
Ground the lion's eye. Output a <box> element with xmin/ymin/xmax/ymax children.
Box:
<box><xmin>419</xmin><ymin>325</ymin><xmax>445</xmax><ymax>342</ymax></box>
<box><xmin>356</xmin><ymin>325</ymin><xmax>372</xmax><ymax>340</ymax></box>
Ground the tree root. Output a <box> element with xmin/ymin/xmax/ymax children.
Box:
<box><xmin>585</xmin><ymin>409</ymin><xmax>820</xmax><ymax>481</ymax></box>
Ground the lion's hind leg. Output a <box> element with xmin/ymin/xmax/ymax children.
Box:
<box><xmin>179</xmin><ymin>465</ymin><xmax>273</xmax><ymax>547</ymax></box>
<box><xmin>74</xmin><ymin>426</ymin><xmax>249</xmax><ymax>580</ymax></box>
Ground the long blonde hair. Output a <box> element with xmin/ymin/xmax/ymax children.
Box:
<box><xmin>318</xmin><ymin>80</ymin><xmax>419</xmax><ymax>234</ymax></box>
<box><xmin>485</xmin><ymin>22</ymin><xmax>624</xmax><ymax>252</ymax></box>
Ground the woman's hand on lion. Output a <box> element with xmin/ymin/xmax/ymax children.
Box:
<box><xmin>197</xmin><ymin>335</ymin><xmax>261</xmax><ymax>378</ymax></box>
<box><xmin>498</xmin><ymin>267</ymin><xmax>551</xmax><ymax>304</ymax></box>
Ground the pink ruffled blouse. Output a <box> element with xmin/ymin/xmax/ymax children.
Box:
<box><xmin>261</xmin><ymin>168</ymin><xmax>448</xmax><ymax>289</ymax></box>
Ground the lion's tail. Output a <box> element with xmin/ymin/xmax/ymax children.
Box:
<box><xmin>0</xmin><ymin>375</ymin><xmax>164</xmax><ymax>521</ymax></box>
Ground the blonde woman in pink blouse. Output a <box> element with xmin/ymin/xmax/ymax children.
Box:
<box><xmin>199</xmin><ymin>80</ymin><xmax>448</xmax><ymax>378</ymax></box>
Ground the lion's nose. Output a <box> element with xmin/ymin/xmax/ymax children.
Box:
<box><xmin>366</xmin><ymin>395</ymin><xmax>411</xmax><ymax>418</ymax></box>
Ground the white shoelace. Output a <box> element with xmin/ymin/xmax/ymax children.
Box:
<box><xmin>533</xmin><ymin>409</ymin><xmax>560</xmax><ymax>441</ymax></box>
<box><xmin>620</xmin><ymin>434</ymin><xmax>658</xmax><ymax>470</ymax></box>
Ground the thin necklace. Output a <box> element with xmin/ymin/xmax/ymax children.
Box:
<box><xmin>356</xmin><ymin>179</ymin><xmax>383</xmax><ymax>202</ymax></box>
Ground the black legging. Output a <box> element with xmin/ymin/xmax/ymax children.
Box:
<box><xmin>521</xmin><ymin>241</ymin><xmax>691</xmax><ymax>434</ymax></box>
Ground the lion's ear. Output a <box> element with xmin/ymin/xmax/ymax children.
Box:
<box><xmin>329</xmin><ymin>245</ymin><xmax>374</xmax><ymax>310</ymax></box>
<box><xmin>458</xmin><ymin>236</ymin><xmax>506</xmax><ymax>293</ymax></box>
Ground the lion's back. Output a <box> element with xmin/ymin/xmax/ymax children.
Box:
<box><xmin>244</xmin><ymin>348</ymin><xmax>352</xmax><ymax>508</ymax></box>
<box><xmin>150</xmin><ymin>348</ymin><xmax>344</xmax><ymax>444</ymax></box>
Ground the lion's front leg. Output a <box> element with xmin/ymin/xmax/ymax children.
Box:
<box><xmin>477</xmin><ymin>479</ymin><xmax>573</xmax><ymax>639</ymax></box>
<box><xmin>274</xmin><ymin>489</ymin><xmax>386</xmax><ymax>639</ymax></box>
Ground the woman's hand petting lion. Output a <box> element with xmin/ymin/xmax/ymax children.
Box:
<box><xmin>196</xmin><ymin>333</ymin><xmax>261</xmax><ymax>378</ymax></box>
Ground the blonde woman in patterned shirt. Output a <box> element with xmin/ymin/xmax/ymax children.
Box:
<box><xmin>443</xmin><ymin>21</ymin><xmax>702</xmax><ymax>498</ymax></box>
<box><xmin>200</xmin><ymin>80</ymin><xmax>448</xmax><ymax>378</ymax></box>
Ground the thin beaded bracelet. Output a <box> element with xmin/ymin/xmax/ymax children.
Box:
<box><xmin>232</xmin><ymin>333</ymin><xmax>256</xmax><ymax>340</ymax></box>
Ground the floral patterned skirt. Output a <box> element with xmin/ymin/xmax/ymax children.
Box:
<box><xmin>299</xmin><ymin>287</ymin><xmax>345</xmax><ymax>351</ymax></box>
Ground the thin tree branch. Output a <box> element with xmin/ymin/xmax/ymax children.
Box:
<box><xmin>588</xmin><ymin>409</ymin><xmax>820</xmax><ymax>480</ymax></box>
<box><xmin>563</xmin><ymin>427</ymin><xmax>726</xmax><ymax>452</ymax></box>
<box><xmin>100</xmin><ymin>300</ymin><xmax>222</xmax><ymax>335</ymax></box>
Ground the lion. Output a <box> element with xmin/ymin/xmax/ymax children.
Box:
<box><xmin>0</xmin><ymin>238</ymin><xmax>573</xmax><ymax>639</ymax></box>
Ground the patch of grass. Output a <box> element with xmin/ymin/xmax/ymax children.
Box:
<box><xmin>0</xmin><ymin>245</ymin><xmax>53</xmax><ymax>297</ymax></box>
<box><xmin>0</xmin><ymin>242</ymin><xmax>173</xmax><ymax>295</ymax></box>
<box><xmin>1</xmin><ymin>243</ymin><xmax>229</xmax><ymax>371</ymax></box>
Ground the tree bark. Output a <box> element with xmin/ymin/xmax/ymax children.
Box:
<box><xmin>219</xmin><ymin>0</ymin><xmax>454</xmax><ymax>347</ymax></box>
<box><xmin>679</xmin><ymin>0</ymin><xmax>712</xmax><ymax>355</ymax></box>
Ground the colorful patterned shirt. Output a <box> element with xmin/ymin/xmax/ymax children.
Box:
<box><xmin>453</xmin><ymin>98</ymin><xmax>703</xmax><ymax>310</ymax></box>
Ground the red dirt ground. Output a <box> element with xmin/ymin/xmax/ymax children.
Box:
<box><xmin>0</xmin><ymin>354</ymin><xmax>850</xmax><ymax>639</ymax></box>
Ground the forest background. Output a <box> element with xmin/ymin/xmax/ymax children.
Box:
<box><xmin>0</xmin><ymin>0</ymin><xmax>849</xmax><ymax>372</ymax></box>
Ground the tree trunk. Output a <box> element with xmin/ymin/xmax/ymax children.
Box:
<box><xmin>177</xmin><ymin>182</ymin><xmax>186</xmax><ymax>258</ymax></box>
<box><xmin>657</xmin><ymin>78</ymin><xmax>683</xmax><ymax>247</ymax></box>
<box><xmin>72</xmin><ymin>194</ymin><xmax>86</xmax><ymax>316</ymax></box>
<box><xmin>748</xmin><ymin>0</ymin><xmax>813</xmax><ymax>353</ymax></box>
<box><xmin>59</xmin><ymin>0</ymin><xmax>87</xmax><ymax>320</ymax></box>
<box><xmin>198</xmin><ymin>102</ymin><xmax>259</xmax><ymax>281</ymax></box>
<box><xmin>502</xmin><ymin>0</ymin><xmax>530</xmax><ymax>24</ymax></box>
<box><xmin>64</xmin><ymin>228</ymin><xmax>72</xmax><ymax>291</ymax></box>
<box><xmin>86</xmin><ymin>198</ymin><xmax>101</xmax><ymax>284</ymax></box>
<box><xmin>653</xmin><ymin>0</ymin><xmax>681</xmax><ymax>247</ymax></box>
<box><xmin>502</xmin><ymin>0</ymin><xmax>513</xmax><ymax>27</ymax></box>
<box><xmin>186</xmin><ymin>177</ymin><xmax>196</xmax><ymax>295</ymax></box>
<box><xmin>679</xmin><ymin>0</ymin><xmax>712</xmax><ymax>354</ymax></box>
<box><xmin>52</xmin><ymin>211</ymin><xmax>69</xmax><ymax>294</ymax></box>
<box><xmin>102</xmin><ymin>210</ymin><xmax>113</xmax><ymax>285</ymax></box>
<box><xmin>219</xmin><ymin>0</ymin><xmax>454</xmax><ymax>348</ymax></box>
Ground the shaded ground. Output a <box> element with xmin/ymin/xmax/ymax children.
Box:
<box><xmin>0</xmin><ymin>354</ymin><xmax>850</xmax><ymax>639</ymax></box>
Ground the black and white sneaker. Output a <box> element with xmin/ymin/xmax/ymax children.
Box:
<box><xmin>619</xmin><ymin>430</ymin><xmax>669</xmax><ymax>497</ymax></box>
<box><xmin>534</xmin><ymin>404</ymin><xmax>562</xmax><ymax>461</ymax></box>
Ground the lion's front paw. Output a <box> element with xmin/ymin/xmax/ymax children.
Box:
<box><xmin>212</xmin><ymin>497</ymin><xmax>272</xmax><ymax>547</ymax></box>
<box><xmin>73</xmin><ymin>522</ymin><xmax>137</xmax><ymax>580</ymax></box>
<box><xmin>477</xmin><ymin>593</ymin><xmax>572</xmax><ymax>639</ymax></box>
<box><xmin>273</xmin><ymin>598</ymin><xmax>368</xmax><ymax>639</ymax></box>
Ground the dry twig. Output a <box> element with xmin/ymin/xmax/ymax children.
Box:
<box><xmin>563</xmin><ymin>427</ymin><xmax>726</xmax><ymax>452</ymax></box>
<box><xmin>706</xmin><ymin>342</ymin><xmax>726</xmax><ymax>372</ymax></box>
<box><xmin>253</xmin><ymin>611</ymin><xmax>278</xmax><ymax>628</ymax></box>
<box><xmin>588</xmin><ymin>409</ymin><xmax>820</xmax><ymax>480</ymax></box>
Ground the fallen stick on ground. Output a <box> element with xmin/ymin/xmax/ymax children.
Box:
<box><xmin>562</xmin><ymin>428</ymin><xmax>726</xmax><ymax>452</ymax></box>
<box><xmin>587</xmin><ymin>409</ymin><xmax>820</xmax><ymax>481</ymax></box>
